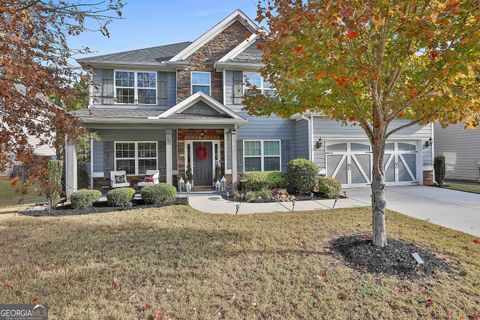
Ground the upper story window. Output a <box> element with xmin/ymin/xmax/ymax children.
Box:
<box><xmin>114</xmin><ymin>71</ymin><xmax>157</xmax><ymax>105</ymax></box>
<box><xmin>243</xmin><ymin>72</ymin><xmax>276</xmax><ymax>97</ymax></box>
<box><xmin>191</xmin><ymin>72</ymin><xmax>211</xmax><ymax>95</ymax></box>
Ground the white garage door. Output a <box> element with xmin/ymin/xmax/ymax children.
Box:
<box><xmin>326</xmin><ymin>141</ymin><xmax>419</xmax><ymax>187</ymax></box>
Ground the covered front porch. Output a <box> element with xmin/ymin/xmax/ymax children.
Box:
<box><xmin>65</xmin><ymin>92</ymin><xmax>246</xmax><ymax>196</ymax></box>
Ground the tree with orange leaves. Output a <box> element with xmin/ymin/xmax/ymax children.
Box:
<box><xmin>244</xmin><ymin>0</ymin><xmax>480</xmax><ymax>247</ymax></box>
<box><xmin>0</xmin><ymin>0</ymin><xmax>123</xmax><ymax>177</ymax></box>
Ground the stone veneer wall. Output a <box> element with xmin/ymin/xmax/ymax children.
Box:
<box><xmin>176</xmin><ymin>20</ymin><xmax>252</xmax><ymax>104</ymax></box>
<box><xmin>423</xmin><ymin>170</ymin><xmax>434</xmax><ymax>186</ymax></box>
<box><xmin>177</xmin><ymin>129</ymin><xmax>226</xmax><ymax>184</ymax></box>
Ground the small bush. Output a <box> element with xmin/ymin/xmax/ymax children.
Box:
<box><xmin>106</xmin><ymin>188</ymin><xmax>136</xmax><ymax>207</ymax></box>
<box><xmin>434</xmin><ymin>156</ymin><xmax>446</xmax><ymax>187</ymax></box>
<box><xmin>242</xmin><ymin>171</ymin><xmax>286</xmax><ymax>191</ymax></box>
<box><xmin>77</xmin><ymin>167</ymin><xmax>90</xmax><ymax>189</ymax></box>
<box><xmin>44</xmin><ymin>160</ymin><xmax>63</xmax><ymax>209</ymax></box>
<box><xmin>71</xmin><ymin>189</ymin><xmax>102</xmax><ymax>209</ymax></box>
<box><xmin>141</xmin><ymin>183</ymin><xmax>177</xmax><ymax>205</ymax></box>
<box><xmin>286</xmin><ymin>159</ymin><xmax>318</xmax><ymax>194</ymax></box>
<box><xmin>317</xmin><ymin>177</ymin><xmax>342</xmax><ymax>199</ymax></box>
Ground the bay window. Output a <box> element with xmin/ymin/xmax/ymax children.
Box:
<box><xmin>115</xmin><ymin>142</ymin><xmax>158</xmax><ymax>175</ymax></box>
<box><xmin>114</xmin><ymin>71</ymin><xmax>157</xmax><ymax>105</ymax></box>
<box><xmin>243</xmin><ymin>140</ymin><xmax>281</xmax><ymax>172</ymax></box>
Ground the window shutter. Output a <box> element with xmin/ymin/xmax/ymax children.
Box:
<box><xmin>102</xmin><ymin>70</ymin><xmax>115</xmax><ymax>105</ymax></box>
<box><xmin>281</xmin><ymin>140</ymin><xmax>290</xmax><ymax>172</ymax></box>
<box><xmin>157</xmin><ymin>79</ymin><xmax>167</xmax><ymax>105</ymax></box>
<box><xmin>233</xmin><ymin>71</ymin><xmax>243</xmax><ymax>105</ymax></box>
<box><xmin>103</xmin><ymin>141</ymin><xmax>114</xmax><ymax>176</ymax></box>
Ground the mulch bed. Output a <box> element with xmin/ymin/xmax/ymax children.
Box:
<box><xmin>330</xmin><ymin>235</ymin><xmax>451</xmax><ymax>279</ymax></box>
<box><xmin>20</xmin><ymin>198</ymin><xmax>189</xmax><ymax>217</ymax></box>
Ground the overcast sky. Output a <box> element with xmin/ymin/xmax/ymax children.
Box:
<box><xmin>67</xmin><ymin>0</ymin><xmax>259</xmax><ymax>66</ymax></box>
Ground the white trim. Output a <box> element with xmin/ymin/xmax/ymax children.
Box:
<box><xmin>90</xmin><ymin>137</ymin><xmax>94</xmax><ymax>189</ymax></box>
<box><xmin>242</xmin><ymin>139</ymin><xmax>282</xmax><ymax>172</ymax></box>
<box><xmin>151</xmin><ymin>91</ymin><xmax>244</xmax><ymax>120</ymax></box>
<box><xmin>170</xmin><ymin>10</ymin><xmax>258</xmax><ymax>61</ymax></box>
<box><xmin>218</xmin><ymin>33</ymin><xmax>258</xmax><ymax>62</ymax></box>
<box><xmin>113</xmin><ymin>70</ymin><xmax>157</xmax><ymax>105</ymax></box>
<box><xmin>184</xmin><ymin>140</ymin><xmax>221</xmax><ymax>184</ymax></box>
<box><xmin>191</xmin><ymin>71</ymin><xmax>211</xmax><ymax>95</ymax></box>
<box><xmin>243</xmin><ymin>71</ymin><xmax>276</xmax><ymax>95</ymax></box>
<box><xmin>114</xmin><ymin>141</ymin><xmax>158</xmax><ymax>176</ymax></box>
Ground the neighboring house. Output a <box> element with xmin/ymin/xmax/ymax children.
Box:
<box><xmin>435</xmin><ymin>123</ymin><xmax>480</xmax><ymax>182</ymax></box>
<box><xmin>66</xmin><ymin>9</ymin><xmax>434</xmax><ymax>194</ymax></box>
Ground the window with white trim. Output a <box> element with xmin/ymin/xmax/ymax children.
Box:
<box><xmin>243</xmin><ymin>72</ymin><xmax>276</xmax><ymax>97</ymax></box>
<box><xmin>243</xmin><ymin>140</ymin><xmax>281</xmax><ymax>172</ymax></box>
<box><xmin>114</xmin><ymin>71</ymin><xmax>157</xmax><ymax>105</ymax></box>
<box><xmin>191</xmin><ymin>71</ymin><xmax>211</xmax><ymax>95</ymax></box>
<box><xmin>115</xmin><ymin>142</ymin><xmax>158</xmax><ymax>175</ymax></box>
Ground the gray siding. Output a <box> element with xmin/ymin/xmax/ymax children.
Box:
<box><xmin>91</xmin><ymin>129</ymin><xmax>174</xmax><ymax>176</ymax></box>
<box><xmin>92</xmin><ymin>69</ymin><xmax>175</xmax><ymax>108</ymax></box>
<box><xmin>236</xmin><ymin>113</ymin><xmax>296</xmax><ymax>173</ymax></box>
<box><xmin>435</xmin><ymin>123</ymin><xmax>480</xmax><ymax>181</ymax></box>
<box><xmin>224</xmin><ymin>71</ymin><xmax>244</xmax><ymax>107</ymax></box>
<box><xmin>182</xmin><ymin>101</ymin><xmax>227</xmax><ymax>117</ymax></box>
<box><xmin>232</xmin><ymin>42</ymin><xmax>263</xmax><ymax>63</ymax></box>
<box><xmin>312</xmin><ymin>117</ymin><xmax>433</xmax><ymax>169</ymax></box>
<box><xmin>295</xmin><ymin>119</ymin><xmax>310</xmax><ymax>159</ymax></box>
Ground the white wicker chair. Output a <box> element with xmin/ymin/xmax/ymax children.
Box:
<box><xmin>137</xmin><ymin>170</ymin><xmax>160</xmax><ymax>188</ymax></box>
<box><xmin>110</xmin><ymin>170</ymin><xmax>130</xmax><ymax>188</ymax></box>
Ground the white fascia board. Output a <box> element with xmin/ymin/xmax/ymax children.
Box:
<box><xmin>80</xmin><ymin>118</ymin><xmax>247</xmax><ymax>125</ymax></box>
<box><xmin>170</xmin><ymin>9</ymin><xmax>258</xmax><ymax>62</ymax></box>
<box><xmin>214</xmin><ymin>62</ymin><xmax>265</xmax><ymax>72</ymax></box>
<box><xmin>218</xmin><ymin>33</ymin><xmax>258</xmax><ymax>62</ymax></box>
<box><xmin>151</xmin><ymin>91</ymin><xmax>244</xmax><ymax>120</ymax></box>
<box><xmin>77</xmin><ymin>61</ymin><xmax>187</xmax><ymax>72</ymax></box>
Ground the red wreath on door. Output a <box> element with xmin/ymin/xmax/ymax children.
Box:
<box><xmin>196</xmin><ymin>145</ymin><xmax>209</xmax><ymax>159</ymax></box>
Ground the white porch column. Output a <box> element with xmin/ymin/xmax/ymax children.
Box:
<box><xmin>166</xmin><ymin>129</ymin><xmax>173</xmax><ymax>184</ymax></box>
<box><xmin>65</xmin><ymin>136</ymin><xmax>78</xmax><ymax>198</ymax></box>
<box><xmin>90</xmin><ymin>137</ymin><xmax>94</xmax><ymax>189</ymax></box>
<box><xmin>231</xmin><ymin>128</ymin><xmax>238</xmax><ymax>190</ymax></box>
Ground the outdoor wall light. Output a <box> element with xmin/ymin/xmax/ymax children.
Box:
<box><xmin>423</xmin><ymin>137</ymin><xmax>433</xmax><ymax>148</ymax></box>
<box><xmin>316</xmin><ymin>138</ymin><xmax>323</xmax><ymax>149</ymax></box>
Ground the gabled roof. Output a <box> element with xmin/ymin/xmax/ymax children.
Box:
<box><xmin>215</xmin><ymin>32</ymin><xmax>264</xmax><ymax>71</ymax></box>
<box><xmin>170</xmin><ymin>9</ymin><xmax>259</xmax><ymax>61</ymax></box>
<box><xmin>150</xmin><ymin>91</ymin><xmax>245</xmax><ymax>122</ymax></box>
<box><xmin>76</xmin><ymin>41</ymin><xmax>192</xmax><ymax>65</ymax></box>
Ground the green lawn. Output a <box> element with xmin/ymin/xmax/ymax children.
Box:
<box><xmin>0</xmin><ymin>179</ymin><xmax>46</xmax><ymax>208</ymax></box>
<box><xmin>0</xmin><ymin>206</ymin><xmax>478</xmax><ymax>319</ymax></box>
<box><xmin>443</xmin><ymin>180</ymin><xmax>480</xmax><ymax>194</ymax></box>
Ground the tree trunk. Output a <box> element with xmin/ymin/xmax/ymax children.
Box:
<box><xmin>371</xmin><ymin>136</ymin><xmax>387</xmax><ymax>247</ymax></box>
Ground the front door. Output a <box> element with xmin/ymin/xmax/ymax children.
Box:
<box><xmin>193</xmin><ymin>142</ymin><xmax>213</xmax><ymax>186</ymax></box>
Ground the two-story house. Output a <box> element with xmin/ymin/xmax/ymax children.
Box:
<box><xmin>65</xmin><ymin>10</ymin><xmax>434</xmax><ymax>194</ymax></box>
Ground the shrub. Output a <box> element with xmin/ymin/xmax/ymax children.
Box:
<box><xmin>71</xmin><ymin>189</ymin><xmax>102</xmax><ymax>209</ymax></box>
<box><xmin>141</xmin><ymin>183</ymin><xmax>177</xmax><ymax>205</ymax></box>
<box><xmin>317</xmin><ymin>177</ymin><xmax>342</xmax><ymax>199</ymax></box>
<box><xmin>106</xmin><ymin>188</ymin><xmax>136</xmax><ymax>207</ymax></box>
<box><xmin>286</xmin><ymin>159</ymin><xmax>318</xmax><ymax>194</ymax></box>
<box><xmin>77</xmin><ymin>166</ymin><xmax>90</xmax><ymax>189</ymax></box>
<box><xmin>44</xmin><ymin>160</ymin><xmax>63</xmax><ymax>209</ymax></box>
<box><xmin>242</xmin><ymin>171</ymin><xmax>286</xmax><ymax>191</ymax></box>
<box><xmin>434</xmin><ymin>156</ymin><xmax>446</xmax><ymax>187</ymax></box>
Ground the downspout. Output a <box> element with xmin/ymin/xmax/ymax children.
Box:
<box><xmin>300</xmin><ymin>115</ymin><xmax>313</xmax><ymax>161</ymax></box>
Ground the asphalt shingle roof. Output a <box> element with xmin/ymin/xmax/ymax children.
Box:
<box><xmin>76</xmin><ymin>42</ymin><xmax>192</xmax><ymax>65</ymax></box>
<box><xmin>71</xmin><ymin>108</ymin><xmax>163</xmax><ymax>119</ymax></box>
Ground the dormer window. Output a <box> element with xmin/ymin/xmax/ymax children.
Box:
<box><xmin>191</xmin><ymin>72</ymin><xmax>211</xmax><ymax>95</ymax></box>
<box><xmin>114</xmin><ymin>71</ymin><xmax>157</xmax><ymax>105</ymax></box>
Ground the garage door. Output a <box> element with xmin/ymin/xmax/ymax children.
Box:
<box><xmin>384</xmin><ymin>142</ymin><xmax>418</xmax><ymax>185</ymax></box>
<box><xmin>326</xmin><ymin>141</ymin><xmax>418</xmax><ymax>187</ymax></box>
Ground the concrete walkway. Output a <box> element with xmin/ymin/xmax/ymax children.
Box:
<box><xmin>347</xmin><ymin>186</ymin><xmax>480</xmax><ymax>237</ymax></box>
<box><xmin>187</xmin><ymin>186</ymin><xmax>480</xmax><ymax>237</ymax></box>
<box><xmin>187</xmin><ymin>193</ymin><xmax>366</xmax><ymax>214</ymax></box>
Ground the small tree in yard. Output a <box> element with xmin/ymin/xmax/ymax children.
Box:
<box><xmin>245</xmin><ymin>0</ymin><xmax>480</xmax><ymax>247</ymax></box>
<box><xmin>43</xmin><ymin>160</ymin><xmax>63</xmax><ymax>210</ymax></box>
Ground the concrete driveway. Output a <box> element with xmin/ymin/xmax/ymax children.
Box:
<box><xmin>346</xmin><ymin>186</ymin><xmax>480</xmax><ymax>237</ymax></box>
